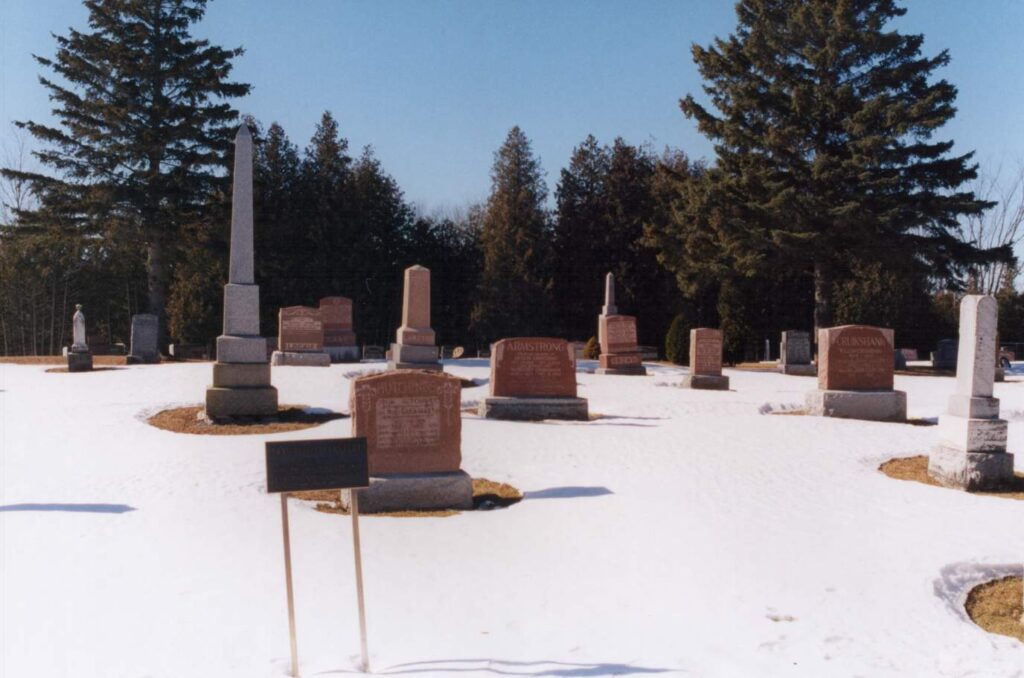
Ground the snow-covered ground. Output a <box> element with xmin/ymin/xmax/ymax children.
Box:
<box><xmin>2</xmin><ymin>360</ymin><xmax>1024</xmax><ymax>677</ymax></box>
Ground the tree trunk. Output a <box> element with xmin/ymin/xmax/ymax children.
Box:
<box><xmin>813</xmin><ymin>260</ymin><xmax>833</xmax><ymax>338</ymax></box>
<box><xmin>146</xmin><ymin>235</ymin><xmax>168</xmax><ymax>351</ymax></box>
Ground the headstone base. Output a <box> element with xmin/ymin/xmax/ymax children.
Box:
<box><xmin>595</xmin><ymin>365</ymin><xmax>647</xmax><ymax>376</ymax></box>
<box><xmin>478</xmin><ymin>396</ymin><xmax>589</xmax><ymax>421</ymax></box>
<box><xmin>390</xmin><ymin>342</ymin><xmax>439</xmax><ymax>363</ymax></box>
<box><xmin>947</xmin><ymin>394</ymin><xmax>999</xmax><ymax>419</ymax></box>
<box><xmin>271</xmin><ymin>351</ymin><xmax>331</xmax><ymax>367</ymax></box>
<box><xmin>937</xmin><ymin>415</ymin><xmax>1007</xmax><ymax>452</ymax></box>
<box><xmin>325</xmin><ymin>345</ymin><xmax>360</xmax><ymax>363</ymax></box>
<box><xmin>66</xmin><ymin>351</ymin><xmax>93</xmax><ymax>373</ymax></box>
<box><xmin>216</xmin><ymin>335</ymin><xmax>267</xmax><ymax>363</ymax></box>
<box><xmin>213</xmin><ymin>362</ymin><xmax>271</xmax><ymax>387</ymax></box>
<box><xmin>598</xmin><ymin>352</ymin><xmax>645</xmax><ymax>375</ymax></box>
<box><xmin>805</xmin><ymin>389</ymin><xmax>907</xmax><ymax>422</ymax></box>
<box><xmin>340</xmin><ymin>471</ymin><xmax>473</xmax><ymax>513</ymax></box>
<box><xmin>127</xmin><ymin>352</ymin><xmax>160</xmax><ymax>365</ymax></box>
<box><xmin>777</xmin><ymin>364</ymin><xmax>817</xmax><ymax>376</ymax></box>
<box><xmin>204</xmin><ymin>385</ymin><xmax>279</xmax><ymax>419</ymax></box>
<box><xmin>387</xmin><ymin>360</ymin><xmax>443</xmax><ymax>371</ymax></box>
<box><xmin>927</xmin><ymin>445</ymin><xmax>1016</xmax><ymax>491</ymax></box>
<box><xmin>681</xmin><ymin>374</ymin><xmax>730</xmax><ymax>390</ymax></box>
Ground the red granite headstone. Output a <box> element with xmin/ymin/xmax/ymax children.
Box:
<box><xmin>278</xmin><ymin>306</ymin><xmax>323</xmax><ymax>352</ymax></box>
<box><xmin>689</xmin><ymin>328</ymin><xmax>723</xmax><ymax>376</ymax></box>
<box><xmin>491</xmin><ymin>338</ymin><xmax>577</xmax><ymax>398</ymax></box>
<box><xmin>600</xmin><ymin>315</ymin><xmax>639</xmax><ymax>355</ymax></box>
<box><xmin>319</xmin><ymin>296</ymin><xmax>356</xmax><ymax>346</ymax></box>
<box><xmin>818</xmin><ymin>325</ymin><xmax>894</xmax><ymax>390</ymax></box>
<box><xmin>350</xmin><ymin>370</ymin><xmax>462</xmax><ymax>474</ymax></box>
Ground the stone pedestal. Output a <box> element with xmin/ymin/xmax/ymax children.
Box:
<box><xmin>928</xmin><ymin>445</ymin><xmax>1015</xmax><ymax>491</ymax></box>
<box><xmin>681</xmin><ymin>374</ymin><xmax>730</xmax><ymax>390</ymax></box>
<box><xmin>777</xmin><ymin>363</ymin><xmax>816</xmax><ymax>376</ymax></box>
<box><xmin>478</xmin><ymin>396</ymin><xmax>589</xmax><ymax>421</ymax></box>
<box><xmin>596</xmin><ymin>351</ymin><xmax>647</xmax><ymax>376</ymax></box>
<box><xmin>805</xmin><ymin>389</ymin><xmax>906</xmax><ymax>421</ymax></box>
<box><xmin>67</xmin><ymin>350</ymin><xmax>93</xmax><ymax>373</ymax></box>
<box><xmin>341</xmin><ymin>471</ymin><xmax>473</xmax><ymax>513</ymax></box>
<box><xmin>271</xmin><ymin>351</ymin><xmax>331</xmax><ymax>367</ymax></box>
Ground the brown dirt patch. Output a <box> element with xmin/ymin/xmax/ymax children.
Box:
<box><xmin>896</xmin><ymin>366</ymin><xmax>955</xmax><ymax>377</ymax></box>
<box><xmin>147</xmin><ymin>405</ymin><xmax>347</xmax><ymax>435</ymax></box>
<box><xmin>879</xmin><ymin>455</ymin><xmax>1024</xmax><ymax>499</ymax></box>
<box><xmin>296</xmin><ymin>478</ymin><xmax>523</xmax><ymax>517</ymax></box>
<box><xmin>45</xmin><ymin>366</ymin><xmax>127</xmax><ymax>374</ymax></box>
<box><xmin>734</xmin><ymin>362</ymin><xmax>782</xmax><ymax>371</ymax></box>
<box><xmin>2</xmin><ymin>355</ymin><xmax>127</xmax><ymax>366</ymax></box>
<box><xmin>966</xmin><ymin>576</ymin><xmax>1024</xmax><ymax>643</ymax></box>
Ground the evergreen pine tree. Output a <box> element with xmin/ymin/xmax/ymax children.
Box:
<box><xmin>659</xmin><ymin>0</ymin><xmax>1006</xmax><ymax>332</ymax></box>
<box><xmin>471</xmin><ymin>127</ymin><xmax>552</xmax><ymax>340</ymax></box>
<box><xmin>552</xmin><ymin>135</ymin><xmax>610</xmax><ymax>339</ymax></box>
<box><xmin>4</xmin><ymin>0</ymin><xmax>250</xmax><ymax>347</ymax></box>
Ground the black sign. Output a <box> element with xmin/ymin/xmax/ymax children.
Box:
<box><xmin>265</xmin><ymin>438</ymin><xmax>369</xmax><ymax>494</ymax></box>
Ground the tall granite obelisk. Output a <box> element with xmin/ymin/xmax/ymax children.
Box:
<box><xmin>204</xmin><ymin>125</ymin><xmax>278</xmax><ymax>419</ymax></box>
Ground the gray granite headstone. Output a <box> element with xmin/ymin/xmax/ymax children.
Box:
<box><xmin>780</xmin><ymin>331</ymin><xmax>811</xmax><ymax>365</ymax></box>
<box><xmin>932</xmin><ymin>338</ymin><xmax>957</xmax><ymax>371</ymax></box>
<box><xmin>129</xmin><ymin>314</ymin><xmax>159</xmax><ymax>363</ymax></box>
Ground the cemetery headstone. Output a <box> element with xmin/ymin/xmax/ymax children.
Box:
<box><xmin>204</xmin><ymin>125</ymin><xmax>278</xmax><ymax>418</ymax></box>
<box><xmin>169</xmin><ymin>343</ymin><xmax>209</xmax><ymax>360</ymax></box>
<box><xmin>928</xmin><ymin>295</ymin><xmax>1014</xmax><ymax>490</ymax></box>
<box><xmin>931</xmin><ymin>338</ymin><xmax>957</xmax><ymax>371</ymax></box>
<box><xmin>899</xmin><ymin>348</ymin><xmax>919</xmax><ymax>362</ymax></box>
<box><xmin>777</xmin><ymin>330</ymin><xmax>815</xmax><ymax>376</ymax></box>
<box><xmin>347</xmin><ymin>370</ymin><xmax>471</xmax><ymax>512</ymax></box>
<box><xmin>682</xmin><ymin>328</ymin><xmax>729</xmax><ymax>390</ymax></box>
<box><xmin>894</xmin><ymin>350</ymin><xmax>907</xmax><ymax>371</ymax></box>
<box><xmin>596</xmin><ymin>272</ymin><xmax>646</xmax><ymax>376</ymax></box>
<box><xmin>479</xmin><ymin>337</ymin><xmax>588</xmax><ymax>420</ymax></box>
<box><xmin>66</xmin><ymin>304</ymin><xmax>93</xmax><ymax>372</ymax></box>
<box><xmin>805</xmin><ymin>325</ymin><xmax>906</xmax><ymax>421</ymax></box>
<box><xmin>271</xmin><ymin>306</ymin><xmax>330</xmax><ymax>367</ymax></box>
<box><xmin>388</xmin><ymin>265</ymin><xmax>441</xmax><ymax>371</ymax></box>
<box><xmin>127</xmin><ymin>313</ymin><xmax>160</xmax><ymax>364</ymax></box>
<box><xmin>320</xmin><ymin>296</ymin><xmax>360</xmax><ymax>362</ymax></box>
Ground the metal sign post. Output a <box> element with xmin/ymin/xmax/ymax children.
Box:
<box><xmin>350</xmin><ymin>490</ymin><xmax>369</xmax><ymax>672</ymax></box>
<box><xmin>280</xmin><ymin>494</ymin><xmax>299</xmax><ymax>677</ymax></box>
<box><xmin>266</xmin><ymin>438</ymin><xmax>371</xmax><ymax>677</ymax></box>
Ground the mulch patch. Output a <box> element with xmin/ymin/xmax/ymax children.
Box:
<box><xmin>2</xmin><ymin>355</ymin><xmax>127</xmax><ymax>366</ymax></box>
<box><xmin>879</xmin><ymin>455</ymin><xmax>1024</xmax><ymax>499</ymax></box>
<box><xmin>147</xmin><ymin>405</ymin><xmax>347</xmax><ymax>435</ymax></box>
<box><xmin>766</xmin><ymin>410</ymin><xmax>935</xmax><ymax>426</ymax></box>
<box><xmin>895</xmin><ymin>366</ymin><xmax>955</xmax><ymax>377</ymax></box>
<box><xmin>295</xmin><ymin>478</ymin><xmax>523</xmax><ymax>518</ymax></box>
<box><xmin>966</xmin><ymin>576</ymin><xmax>1024</xmax><ymax>643</ymax></box>
<box><xmin>45</xmin><ymin>366</ymin><xmax>126</xmax><ymax>374</ymax></box>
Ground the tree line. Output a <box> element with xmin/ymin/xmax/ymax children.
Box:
<box><xmin>2</xmin><ymin>0</ymin><xmax>1022</xmax><ymax>362</ymax></box>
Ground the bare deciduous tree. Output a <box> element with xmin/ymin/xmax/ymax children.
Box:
<box><xmin>0</xmin><ymin>127</ymin><xmax>36</xmax><ymax>223</ymax></box>
<box><xmin>962</xmin><ymin>162</ymin><xmax>1024</xmax><ymax>294</ymax></box>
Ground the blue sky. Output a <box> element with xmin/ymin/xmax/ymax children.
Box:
<box><xmin>2</xmin><ymin>0</ymin><xmax>1023</xmax><ymax>213</ymax></box>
